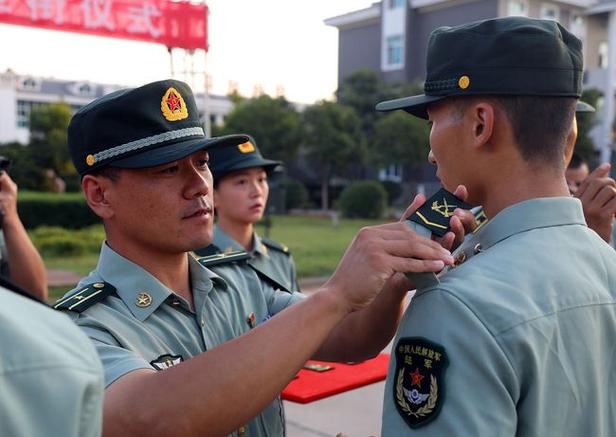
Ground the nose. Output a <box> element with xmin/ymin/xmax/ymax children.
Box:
<box><xmin>428</xmin><ymin>150</ymin><xmax>437</xmax><ymax>165</ymax></box>
<box><xmin>184</xmin><ymin>165</ymin><xmax>210</xmax><ymax>199</ymax></box>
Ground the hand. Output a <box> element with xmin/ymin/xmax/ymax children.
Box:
<box><xmin>400</xmin><ymin>185</ymin><xmax>478</xmax><ymax>252</ymax></box>
<box><xmin>0</xmin><ymin>172</ymin><xmax>19</xmax><ymax>226</ymax></box>
<box><xmin>576</xmin><ymin>163</ymin><xmax>616</xmax><ymax>243</ymax></box>
<box><xmin>324</xmin><ymin>221</ymin><xmax>454</xmax><ymax>314</ymax></box>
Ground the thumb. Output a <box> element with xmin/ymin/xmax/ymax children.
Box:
<box><xmin>452</xmin><ymin>184</ymin><xmax>469</xmax><ymax>202</ymax></box>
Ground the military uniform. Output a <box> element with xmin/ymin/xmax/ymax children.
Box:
<box><xmin>1</xmin><ymin>283</ymin><xmax>103</xmax><ymax>436</ymax></box>
<box><xmin>382</xmin><ymin>197</ymin><xmax>616</xmax><ymax>435</ymax></box>
<box><xmin>56</xmin><ymin>243</ymin><xmax>305</xmax><ymax>437</ymax></box>
<box><xmin>197</xmin><ymin>224</ymin><xmax>300</xmax><ymax>292</ymax></box>
<box><xmin>377</xmin><ymin>17</ymin><xmax>616</xmax><ymax>436</ymax></box>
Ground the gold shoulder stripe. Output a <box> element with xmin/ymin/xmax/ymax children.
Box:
<box><xmin>198</xmin><ymin>250</ymin><xmax>251</xmax><ymax>267</ymax></box>
<box><xmin>53</xmin><ymin>282</ymin><xmax>116</xmax><ymax>313</ymax></box>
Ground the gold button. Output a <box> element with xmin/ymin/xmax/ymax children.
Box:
<box><xmin>172</xmin><ymin>300</ymin><xmax>181</xmax><ymax>306</ymax></box>
<box><xmin>458</xmin><ymin>75</ymin><xmax>470</xmax><ymax>90</ymax></box>
<box><xmin>238</xmin><ymin>426</ymin><xmax>246</xmax><ymax>436</ymax></box>
<box><xmin>136</xmin><ymin>292</ymin><xmax>152</xmax><ymax>308</ymax></box>
<box><xmin>93</xmin><ymin>283</ymin><xmax>105</xmax><ymax>289</ymax></box>
<box><xmin>86</xmin><ymin>154</ymin><xmax>95</xmax><ymax>166</ymax></box>
<box><xmin>454</xmin><ymin>252</ymin><xmax>466</xmax><ymax>266</ymax></box>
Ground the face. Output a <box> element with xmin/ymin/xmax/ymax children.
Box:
<box><xmin>103</xmin><ymin>150</ymin><xmax>214</xmax><ymax>255</ymax></box>
<box><xmin>426</xmin><ymin>101</ymin><xmax>469</xmax><ymax>192</ymax></box>
<box><xmin>565</xmin><ymin>163</ymin><xmax>589</xmax><ymax>195</ymax></box>
<box><xmin>214</xmin><ymin>167</ymin><xmax>269</xmax><ymax>225</ymax></box>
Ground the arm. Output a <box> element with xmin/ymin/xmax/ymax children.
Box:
<box><xmin>0</xmin><ymin>172</ymin><xmax>47</xmax><ymax>299</ymax></box>
<box><xmin>576</xmin><ymin>163</ymin><xmax>616</xmax><ymax>244</ymax></box>
<box><xmin>103</xmin><ymin>222</ymin><xmax>453</xmax><ymax>437</ymax></box>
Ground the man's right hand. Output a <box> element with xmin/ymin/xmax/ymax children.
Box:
<box><xmin>576</xmin><ymin>163</ymin><xmax>616</xmax><ymax>243</ymax></box>
<box><xmin>323</xmin><ymin>218</ymin><xmax>454</xmax><ymax>314</ymax></box>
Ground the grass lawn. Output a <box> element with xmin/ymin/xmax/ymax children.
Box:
<box><xmin>40</xmin><ymin>215</ymin><xmax>388</xmax><ymax>302</ymax></box>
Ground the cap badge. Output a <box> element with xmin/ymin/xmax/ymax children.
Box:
<box><xmin>458</xmin><ymin>75</ymin><xmax>470</xmax><ymax>90</ymax></box>
<box><xmin>86</xmin><ymin>154</ymin><xmax>96</xmax><ymax>166</ymax></box>
<box><xmin>161</xmin><ymin>87</ymin><xmax>189</xmax><ymax>121</ymax></box>
<box><xmin>238</xmin><ymin>141</ymin><xmax>255</xmax><ymax>154</ymax></box>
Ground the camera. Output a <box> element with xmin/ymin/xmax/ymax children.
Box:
<box><xmin>0</xmin><ymin>156</ymin><xmax>11</xmax><ymax>173</ymax></box>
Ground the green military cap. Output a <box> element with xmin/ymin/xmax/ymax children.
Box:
<box><xmin>208</xmin><ymin>135</ymin><xmax>281</xmax><ymax>181</ymax></box>
<box><xmin>576</xmin><ymin>101</ymin><xmax>595</xmax><ymax>113</ymax></box>
<box><xmin>68</xmin><ymin>79</ymin><xmax>249</xmax><ymax>176</ymax></box>
<box><xmin>376</xmin><ymin>17</ymin><xmax>583</xmax><ymax>119</ymax></box>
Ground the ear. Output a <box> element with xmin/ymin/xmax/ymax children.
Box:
<box><xmin>468</xmin><ymin>101</ymin><xmax>495</xmax><ymax>150</ymax></box>
<box><xmin>563</xmin><ymin>118</ymin><xmax>578</xmax><ymax>167</ymax></box>
<box><xmin>82</xmin><ymin>175</ymin><xmax>115</xmax><ymax>220</ymax></box>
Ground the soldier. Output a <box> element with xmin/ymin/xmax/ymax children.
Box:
<box><xmin>0</xmin><ymin>277</ymin><xmax>103</xmax><ymax>436</ymax></box>
<box><xmin>195</xmin><ymin>136</ymin><xmax>300</xmax><ymax>292</ymax></box>
<box><xmin>56</xmin><ymin>79</ymin><xmax>455</xmax><ymax>436</ymax></box>
<box><xmin>376</xmin><ymin>17</ymin><xmax>616</xmax><ymax>435</ymax></box>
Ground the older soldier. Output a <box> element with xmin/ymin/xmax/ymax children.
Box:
<box><xmin>377</xmin><ymin>17</ymin><xmax>616</xmax><ymax>436</ymax></box>
<box><xmin>56</xmin><ymin>79</ymin><xmax>454</xmax><ymax>437</ymax></box>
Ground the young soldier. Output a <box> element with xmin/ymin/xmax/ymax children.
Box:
<box><xmin>377</xmin><ymin>17</ymin><xmax>616</xmax><ymax>435</ymax></box>
<box><xmin>195</xmin><ymin>137</ymin><xmax>300</xmax><ymax>292</ymax></box>
<box><xmin>56</xmin><ymin>79</ymin><xmax>455</xmax><ymax>436</ymax></box>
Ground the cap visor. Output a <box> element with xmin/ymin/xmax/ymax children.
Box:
<box><xmin>112</xmin><ymin>134</ymin><xmax>250</xmax><ymax>169</ymax></box>
<box><xmin>576</xmin><ymin>101</ymin><xmax>595</xmax><ymax>113</ymax></box>
<box><xmin>375</xmin><ymin>94</ymin><xmax>445</xmax><ymax>119</ymax></box>
<box><xmin>213</xmin><ymin>157</ymin><xmax>282</xmax><ymax>180</ymax></box>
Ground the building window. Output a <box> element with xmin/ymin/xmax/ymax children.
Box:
<box><xmin>599</xmin><ymin>41</ymin><xmax>609</xmax><ymax>69</ymax></box>
<box><xmin>507</xmin><ymin>0</ymin><xmax>528</xmax><ymax>17</ymax></box>
<box><xmin>387</xmin><ymin>35</ymin><xmax>404</xmax><ymax>68</ymax></box>
<box><xmin>389</xmin><ymin>0</ymin><xmax>405</xmax><ymax>8</ymax></box>
<box><xmin>539</xmin><ymin>3</ymin><xmax>559</xmax><ymax>21</ymax></box>
<box><xmin>379</xmin><ymin>164</ymin><xmax>403</xmax><ymax>183</ymax></box>
<box><xmin>570</xmin><ymin>13</ymin><xmax>586</xmax><ymax>39</ymax></box>
<box><xmin>16</xmin><ymin>100</ymin><xmax>42</xmax><ymax>128</ymax></box>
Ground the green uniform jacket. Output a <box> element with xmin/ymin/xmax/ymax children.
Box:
<box><xmin>383</xmin><ymin>197</ymin><xmax>616</xmax><ymax>436</ymax></box>
<box><xmin>1</xmin><ymin>288</ymin><xmax>103</xmax><ymax>436</ymax></box>
<box><xmin>59</xmin><ymin>243</ymin><xmax>305</xmax><ymax>437</ymax></box>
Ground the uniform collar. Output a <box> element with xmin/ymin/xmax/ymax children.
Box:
<box><xmin>96</xmin><ymin>243</ymin><xmax>227</xmax><ymax>321</ymax></box>
<box><xmin>447</xmin><ymin>197</ymin><xmax>585</xmax><ymax>271</ymax></box>
<box><xmin>251</xmin><ymin>232</ymin><xmax>268</xmax><ymax>257</ymax></box>
<box><xmin>212</xmin><ymin>224</ymin><xmax>266</xmax><ymax>256</ymax></box>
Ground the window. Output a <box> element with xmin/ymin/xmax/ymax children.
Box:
<box><xmin>507</xmin><ymin>0</ymin><xmax>528</xmax><ymax>17</ymax></box>
<box><xmin>387</xmin><ymin>35</ymin><xmax>403</xmax><ymax>68</ymax></box>
<box><xmin>539</xmin><ymin>3</ymin><xmax>559</xmax><ymax>21</ymax></box>
<box><xmin>16</xmin><ymin>100</ymin><xmax>42</xmax><ymax>128</ymax></box>
<box><xmin>389</xmin><ymin>0</ymin><xmax>405</xmax><ymax>9</ymax></box>
<box><xmin>599</xmin><ymin>42</ymin><xmax>609</xmax><ymax>69</ymax></box>
<box><xmin>570</xmin><ymin>13</ymin><xmax>586</xmax><ymax>39</ymax></box>
<box><xmin>379</xmin><ymin>164</ymin><xmax>403</xmax><ymax>183</ymax></box>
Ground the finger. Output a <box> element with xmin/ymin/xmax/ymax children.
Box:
<box><xmin>439</xmin><ymin>232</ymin><xmax>455</xmax><ymax>252</ymax></box>
<box><xmin>578</xmin><ymin>178</ymin><xmax>612</xmax><ymax>204</ymax></box>
<box><xmin>578</xmin><ymin>163</ymin><xmax>611</xmax><ymax>198</ymax></box>
<box><xmin>452</xmin><ymin>185</ymin><xmax>469</xmax><ymax>202</ymax></box>
<box><xmin>593</xmin><ymin>185</ymin><xmax>616</xmax><ymax>210</ymax></box>
<box><xmin>389</xmin><ymin>256</ymin><xmax>446</xmax><ymax>274</ymax></box>
<box><xmin>453</xmin><ymin>208</ymin><xmax>477</xmax><ymax>234</ymax></box>
<box><xmin>399</xmin><ymin>194</ymin><xmax>426</xmax><ymax>222</ymax></box>
<box><xmin>380</xmin><ymin>239</ymin><xmax>454</xmax><ymax>264</ymax></box>
<box><xmin>602</xmin><ymin>196</ymin><xmax>616</xmax><ymax>217</ymax></box>
<box><xmin>449</xmin><ymin>214</ymin><xmax>466</xmax><ymax>248</ymax></box>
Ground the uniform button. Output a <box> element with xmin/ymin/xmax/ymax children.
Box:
<box><xmin>453</xmin><ymin>252</ymin><xmax>466</xmax><ymax>266</ymax></box>
<box><xmin>172</xmin><ymin>300</ymin><xmax>180</xmax><ymax>306</ymax></box>
<box><xmin>238</xmin><ymin>426</ymin><xmax>246</xmax><ymax>436</ymax></box>
<box><xmin>474</xmin><ymin>243</ymin><xmax>483</xmax><ymax>254</ymax></box>
<box><xmin>201</xmin><ymin>319</ymin><xmax>205</xmax><ymax>327</ymax></box>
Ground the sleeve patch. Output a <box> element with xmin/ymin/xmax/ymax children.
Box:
<box><xmin>393</xmin><ymin>337</ymin><xmax>449</xmax><ymax>428</ymax></box>
<box><xmin>53</xmin><ymin>282</ymin><xmax>116</xmax><ymax>313</ymax></box>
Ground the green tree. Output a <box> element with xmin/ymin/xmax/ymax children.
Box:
<box><xmin>576</xmin><ymin>88</ymin><xmax>602</xmax><ymax>164</ymax></box>
<box><xmin>0</xmin><ymin>142</ymin><xmax>39</xmax><ymax>190</ymax></box>
<box><xmin>302</xmin><ymin>101</ymin><xmax>366</xmax><ymax>210</ymax></box>
<box><xmin>373</xmin><ymin>111</ymin><xmax>430</xmax><ymax>171</ymax></box>
<box><xmin>220</xmin><ymin>95</ymin><xmax>302</xmax><ymax>163</ymax></box>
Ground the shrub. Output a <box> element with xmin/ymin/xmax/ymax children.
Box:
<box><xmin>381</xmin><ymin>180</ymin><xmax>402</xmax><ymax>206</ymax></box>
<box><xmin>30</xmin><ymin>225</ymin><xmax>104</xmax><ymax>257</ymax></box>
<box><xmin>17</xmin><ymin>191</ymin><xmax>100</xmax><ymax>229</ymax></box>
<box><xmin>338</xmin><ymin>181</ymin><xmax>388</xmax><ymax>219</ymax></box>
<box><xmin>284</xmin><ymin>179</ymin><xmax>309</xmax><ymax>210</ymax></box>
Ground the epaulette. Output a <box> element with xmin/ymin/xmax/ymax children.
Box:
<box><xmin>473</xmin><ymin>208</ymin><xmax>488</xmax><ymax>233</ymax></box>
<box><xmin>53</xmin><ymin>282</ymin><xmax>116</xmax><ymax>313</ymax></box>
<box><xmin>193</xmin><ymin>244</ymin><xmax>222</xmax><ymax>257</ymax></box>
<box><xmin>246</xmin><ymin>261</ymin><xmax>291</xmax><ymax>293</ymax></box>
<box><xmin>198</xmin><ymin>250</ymin><xmax>251</xmax><ymax>268</ymax></box>
<box><xmin>262</xmin><ymin>238</ymin><xmax>290</xmax><ymax>255</ymax></box>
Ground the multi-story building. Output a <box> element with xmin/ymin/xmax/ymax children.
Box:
<box><xmin>0</xmin><ymin>70</ymin><xmax>233</xmax><ymax>145</ymax></box>
<box><xmin>326</xmin><ymin>0</ymin><xmax>616</xmax><ymax>161</ymax></box>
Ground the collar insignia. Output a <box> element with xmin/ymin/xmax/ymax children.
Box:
<box><xmin>161</xmin><ymin>87</ymin><xmax>189</xmax><ymax>121</ymax></box>
<box><xmin>394</xmin><ymin>337</ymin><xmax>448</xmax><ymax>428</ymax></box>
<box><xmin>136</xmin><ymin>292</ymin><xmax>152</xmax><ymax>308</ymax></box>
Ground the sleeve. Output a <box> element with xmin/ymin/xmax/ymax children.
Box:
<box><xmin>382</xmin><ymin>288</ymin><xmax>519</xmax><ymax>436</ymax></box>
<box><xmin>76</xmin><ymin>320</ymin><xmax>155</xmax><ymax>388</ymax></box>
<box><xmin>265</xmin><ymin>285</ymin><xmax>306</xmax><ymax>316</ymax></box>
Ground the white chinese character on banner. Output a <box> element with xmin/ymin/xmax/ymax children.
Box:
<box><xmin>127</xmin><ymin>1</ymin><xmax>161</xmax><ymax>38</ymax></box>
<box><xmin>27</xmin><ymin>0</ymin><xmax>65</xmax><ymax>23</ymax></box>
<box><xmin>81</xmin><ymin>0</ymin><xmax>114</xmax><ymax>30</ymax></box>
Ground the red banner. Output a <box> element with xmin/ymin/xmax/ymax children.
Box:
<box><xmin>0</xmin><ymin>0</ymin><xmax>208</xmax><ymax>50</ymax></box>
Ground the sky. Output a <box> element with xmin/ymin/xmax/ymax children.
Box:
<box><xmin>0</xmin><ymin>0</ymin><xmax>373</xmax><ymax>104</ymax></box>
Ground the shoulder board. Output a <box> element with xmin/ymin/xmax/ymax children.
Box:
<box><xmin>198</xmin><ymin>250</ymin><xmax>251</xmax><ymax>268</ymax></box>
<box><xmin>246</xmin><ymin>261</ymin><xmax>292</xmax><ymax>293</ymax></box>
<box><xmin>473</xmin><ymin>209</ymin><xmax>488</xmax><ymax>233</ymax></box>
<box><xmin>53</xmin><ymin>282</ymin><xmax>116</xmax><ymax>313</ymax></box>
<box><xmin>262</xmin><ymin>238</ymin><xmax>290</xmax><ymax>255</ymax></box>
<box><xmin>193</xmin><ymin>244</ymin><xmax>222</xmax><ymax>257</ymax></box>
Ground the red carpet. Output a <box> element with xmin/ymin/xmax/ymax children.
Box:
<box><xmin>282</xmin><ymin>353</ymin><xmax>390</xmax><ymax>404</ymax></box>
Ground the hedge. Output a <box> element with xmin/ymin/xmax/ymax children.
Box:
<box><xmin>17</xmin><ymin>192</ymin><xmax>100</xmax><ymax>229</ymax></box>
<box><xmin>338</xmin><ymin>181</ymin><xmax>388</xmax><ymax>219</ymax></box>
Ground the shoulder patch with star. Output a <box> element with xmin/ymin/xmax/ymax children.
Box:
<box><xmin>393</xmin><ymin>337</ymin><xmax>449</xmax><ymax>428</ymax></box>
<box><xmin>261</xmin><ymin>238</ymin><xmax>291</xmax><ymax>255</ymax></box>
<box><xmin>197</xmin><ymin>250</ymin><xmax>251</xmax><ymax>268</ymax></box>
<box><xmin>53</xmin><ymin>282</ymin><xmax>116</xmax><ymax>313</ymax></box>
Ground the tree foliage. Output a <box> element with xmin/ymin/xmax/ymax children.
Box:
<box><xmin>219</xmin><ymin>95</ymin><xmax>302</xmax><ymax>163</ymax></box>
<box><xmin>373</xmin><ymin>111</ymin><xmax>430</xmax><ymax>170</ymax></box>
<box><xmin>302</xmin><ymin>101</ymin><xmax>365</xmax><ymax>210</ymax></box>
<box><xmin>575</xmin><ymin>88</ymin><xmax>602</xmax><ymax>164</ymax></box>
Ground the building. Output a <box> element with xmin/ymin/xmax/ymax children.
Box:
<box><xmin>0</xmin><ymin>70</ymin><xmax>233</xmax><ymax>145</ymax></box>
<box><xmin>326</xmin><ymin>0</ymin><xmax>616</xmax><ymax>162</ymax></box>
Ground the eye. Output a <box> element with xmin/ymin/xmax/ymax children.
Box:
<box><xmin>160</xmin><ymin>164</ymin><xmax>179</xmax><ymax>174</ymax></box>
<box><xmin>195</xmin><ymin>158</ymin><xmax>209</xmax><ymax>169</ymax></box>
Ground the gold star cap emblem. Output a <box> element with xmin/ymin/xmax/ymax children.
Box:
<box><xmin>136</xmin><ymin>292</ymin><xmax>153</xmax><ymax>308</ymax></box>
<box><xmin>160</xmin><ymin>87</ymin><xmax>189</xmax><ymax>121</ymax></box>
<box><xmin>238</xmin><ymin>141</ymin><xmax>255</xmax><ymax>153</ymax></box>
<box><xmin>458</xmin><ymin>75</ymin><xmax>470</xmax><ymax>90</ymax></box>
<box><xmin>86</xmin><ymin>154</ymin><xmax>95</xmax><ymax>166</ymax></box>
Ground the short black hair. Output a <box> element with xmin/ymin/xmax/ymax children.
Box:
<box><xmin>568</xmin><ymin>153</ymin><xmax>587</xmax><ymax>170</ymax></box>
<box><xmin>89</xmin><ymin>166</ymin><xmax>122</xmax><ymax>181</ymax></box>
<box><xmin>452</xmin><ymin>96</ymin><xmax>576</xmax><ymax>167</ymax></box>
